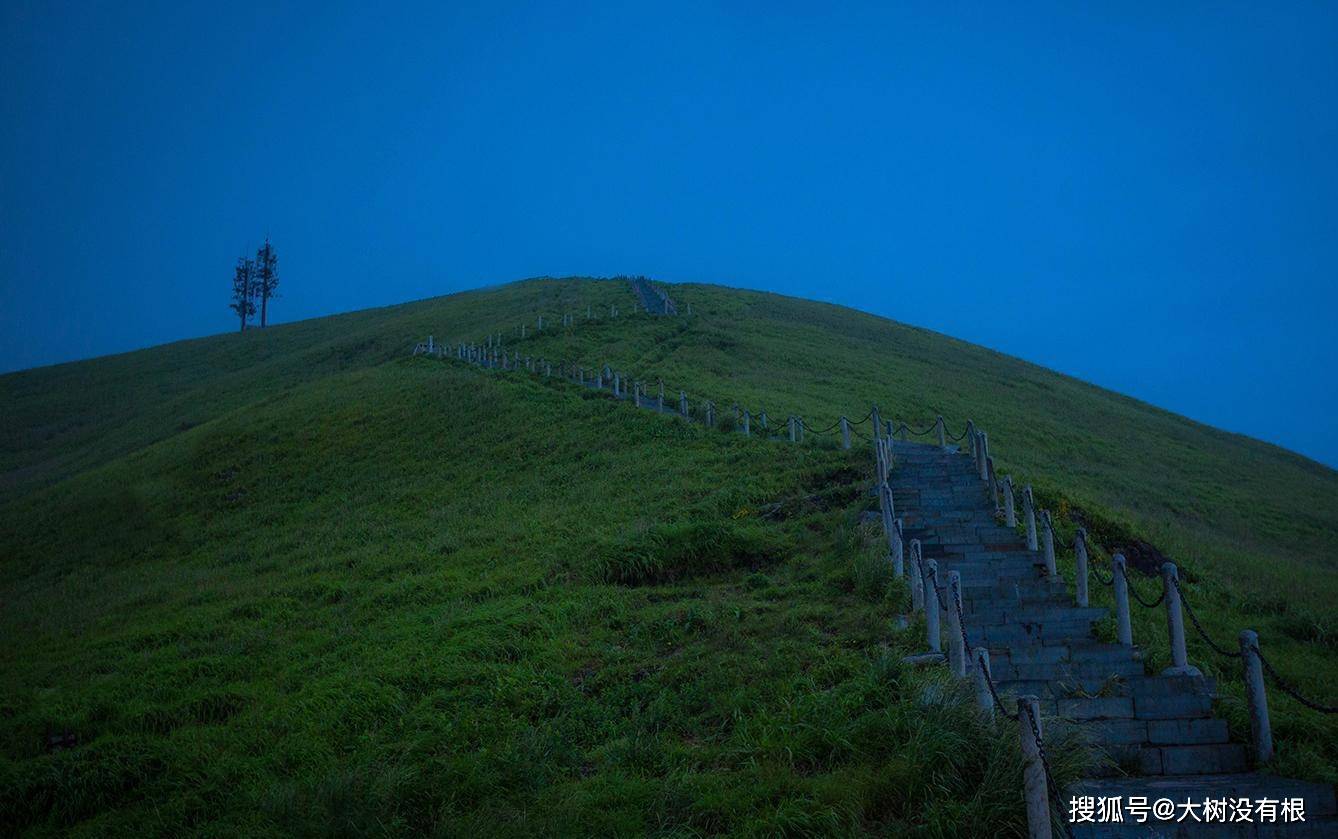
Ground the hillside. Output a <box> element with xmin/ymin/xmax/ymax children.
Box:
<box><xmin>2</xmin><ymin>277</ymin><xmax>1336</xmax><ymax>835</ymax></box>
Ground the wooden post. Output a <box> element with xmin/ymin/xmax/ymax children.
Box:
<box><xmin>1074</xmin><ymin>528</ymin><xmax>1090</xmax><ymax>608</ymax></box>
<box><xmin>1113</xmin><ymin>554</ymin><xmax>1133</xmax><ymax>646</ymax></box>
<box><xmin>1161</xmin><ymin>563</ymin><xmax>1202</xmax><ymax>677</ymax></box>
<box><xmin>840</xmin><ymin>416</ymin><xmax>851</xmax><ymax>449</ymax></box>
<box><xmin>1239</xmin><ymin>630</ymin><xmax>1274</xmax><ymax>764</ymax></box>
<box><xmin>1018</xmin><ymin>696</ymin><xmax>1052</xmax><ymax>839</ymax></box>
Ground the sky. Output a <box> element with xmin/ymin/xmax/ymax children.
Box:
<box><xmin>2</xmin><ymin>2</ymin><xmax>1336</xmax><ymax>465</ymax></box>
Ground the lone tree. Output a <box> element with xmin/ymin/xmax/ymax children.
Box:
<box><xmin>254</xmin><ymin>238</ymin><xmax>279</xmax><ymax>327</ymax></box>
<box><xmin>229</xmin><ymin>256</ymin><xmax>256</xmax><ymax>332</ymax></box>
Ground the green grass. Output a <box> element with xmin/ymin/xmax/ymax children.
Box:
<box><xmin>2</xmin><ymin>277</ymin><xmax>1335</xmax><ymax>835</ymax></box>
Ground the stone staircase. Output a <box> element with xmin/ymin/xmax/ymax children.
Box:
<box><xmin>888</xmin><ymin>439</ymin><xmax>1336</xmax><ymax>837</ymax></box>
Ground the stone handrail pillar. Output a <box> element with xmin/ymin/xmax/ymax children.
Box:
<box><xmin>1041</xmin><ymin>511</ymin><xmax>1057</xmax><ymax>577</ymax></box>
<box><xmin>973</xmin><ymin>649</ymin><xmax>994</xmax><ymax>720</ymax></box>
<box><xmin>1074</xmin><ymin>528</ymin><xmax>1090</xmax><ymax>607</ymax></box>
<box><xmin>924</xmin><ymin>559</ymin><xmax>941</xmax><ymax>653</ymax></box>
<box><xmin>987</xmin><ymin>457</ymin><xmax>1000</xmax><ymax>514</ymax></box>
<box><xmin>742</xmin><ymin>410</ymin><xmax>751</xmax><ymax>436</ymax></box>
<box><xmin>872</xmin><ymin>405</ymin><xmax>882</xmax><ymax>437</ymax></box>
<box><xmin>759</xmin><ymin>412</ymin><xmax>768</xmax><ymax>430</ymax></box>
<box><xmin>658</xmin><ymin>381</ymin><xmax>665</xmax><ymax>412</ymax></box>
<box><xmin>1239</xmin><ymin>630</ymin><xmax>1274</xmax><ymax>764</ymax></box>
<box><xmin>705</xmin><ymin>402</ymin><xmax>715</xmax><ymax>427</ymax></box>
<box><xmin>946</xmin><ymin>571</ymin><xmax>965</xmax><ymax>677</ymax></box>
<box><xmin>1112</xmin><ymin>554</ymin><xmax>1133</xmax><ymax>646</ymax></box>
<box><xmin>1161</xmin><ymin>563</ymin><xmax>1201</xmax><ymax>677</ymax></box>
<box><xmin>936</xmin><ymin>415</ymin><xmax>946</xmax><ymax>447</ymax></box>
<box><xmin>977</xmin><ymin>431</ymin><xmax>989</xmax><ymax>480</ymax></box>
<box><xmin>966</xmin><ymin>420</ymin><xmax>977</xmax><ymax>463</ymax></box>
<box><xmin>1023</xmin><ymin>486</ymin><xmax>1038</xmax><ymax>551</ymax></box>
<box><xmin>1004</xmin><ymin>476</ymin><xmax>1017</xmax><ymax>527</ymax></box>
<box><xmin>840</xmin><ymin>417</ymin><xmax>851</xmax><ymax>449</ymax></box>
<box><xmin>788</xmin><ymin>416</ymin><xmax>797</xmax><ymax>442</ymax></box>
<box><xmin>1018</xmin><ymin>696</ymin><xmax>1052</xmax><ymax>839</ymax></box>
<box><xmin>679</xmin><ymin>391</ymin><xmax>688</xmax><ymax>417</ymax></box>
<box><xmin>909</xmin><ymin>539</ymin><xmax>924</xmax><ymax>613</ymax></box>
<box><xmin>891</xmin><ymin>519</ymin><xmax>904</xmax><ymax>578</ymax></box>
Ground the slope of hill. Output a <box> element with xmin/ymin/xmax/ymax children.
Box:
<box><xmin>2</xmin><ymin>277</ymin><xmax>1335</xmax><ymax>835</ymax></box>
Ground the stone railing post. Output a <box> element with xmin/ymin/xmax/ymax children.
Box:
<box><xmin>891</xmin><ymin>519</ymin><xmax>904</xmax><ymax>578</ymax></box>
<box><xmin>789</xmin><ymin>416</ymin><xmax>797</xmax><ymax>443</ymax></box>
<box><xmin>936</xmin><ymin>415</ymin><xmax>946</xmax><ymax>447</ymax></box>
<box><xmin>1161</xmin><ymin>563</ymin><xmax>1201</xmax><ymax>677</ymax></box>
<box><xmin>680</xmin><ymin>391</ymin><xmax>688</xmax><ymax>417</ymax></box>
<box><xmin>521</xmin><ymin>324</ymin><xmax>526</xmax><ymax>339</ymax></box>
<box><xmin>946</xmin><ymin>571</ymin><xmax>965</xmax><ymax>677</ymax></box>
<box><xmin>840</xmin><ymin>416</ymin><xmax>851</xmax><ymax>449</ymax></box>
<box><xmin>537</xmin><ymin>315</ymin><xmax>543</xmax><ymax>330</ymax></box>
<box><xmin>1239</xmin><ymin>630</ymin><xmax>1274</xmax><ymax>764</ymax></box>
<box><xmin>1004</xmin><ymin>476</ymin><xmax>1017</xmax><ymax>527</ymax></box>
<box><xmin>966</xmin><ymin>420</ymin><xmax>977</xmax><ymax>462</ymax></box>
<box><xmin>705</xmin><ymin>402</ymin><xmax>715</xmax><ymax>427</ymax></box>
<box><xmin>658</xmin><ymin>381</ymin><xmax>665</xmax><ymax>412</ymax></box>
<box><xmin>1074</xmin><ymin>528</ymin><xmax>1090</xmax><ymax>607</ymax></box>
<box><xmin>759</xmin><ymin>412</ymin><xmax>768</xmax><ymax>431</ymax></box>
<box><xmin>1041</xmin><ymin>511</ymin><xmax>1057</xmax><ymax>576</ymax></box>
<box><xmin>1023</xmin><ymin>486</ymin><xmax>1038</xmax><ymax>550</ymax></box>
<box><xmin>545</xmin><ymin>361</ymin><xmax>552</xmax><ymax>377</ymax></box>
<box><xmin>1018</xmin><ymin>696</ymin><xmax>1052</xmax><ymax>839</ymax></box>
<box><xmin>924</xmin><ymin>559</ymin><xmax>941</xmax><ymax>653</ymax></box>
<box><xmin>1112</xmin><ymin>554</ymin><xmax>1133</xmax><ymax>646</ymax></box>
<box><xmin>634</xmin><ymin>383</ymin><xmax>642</xmax><ymax>408</ymax></box>
<box><xmin>987</xmin><ymin>457</ymin><xmax>1001</xmax><ymax>514</ymax></box>
<box><xmin>973</xmin><ymin>649</ymin><xmax>994</xmax><ymax>720</ymax></box>
<box><xmin>872</xmin><ymin>405</ymin><xmax>882</xmax><ymax>437</ymax></box>
<box><xmin>613</xmin><ymin>372</ymin><xmax>621</xmax><ymax>396</ymax></box>
<box><xmin>909</xmin><ymin>539</ymin><xmax>924</xmax><ymax>612</ymax></box>
<box><xmin>427</xmin><ymin>335</ymin><xmax>434</xmax><ymax>353</ymax></box>
<box><xmin>743</xmin><ymin>410</ymin><xmax>751</xmax><ymax>436</ymax></box>
<box><xmin>977</xmin><ymin>431</ymin><xmax>989</xmax><ymax>480</ymax></box>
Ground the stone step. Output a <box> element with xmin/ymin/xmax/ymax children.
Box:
<box><xmin>967</xmin><ymin>604</ymin><xmax>1106</xmax><ymax>624</ymax></box>
<box><xmin>967</xmin><ymin>618</ymin><xmax>1099</xmax><ymax>645</ymax></box>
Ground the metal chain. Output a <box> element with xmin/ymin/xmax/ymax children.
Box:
<box><xmin>1255</xmin><ymin>646</ymin><xmax>1338</xmax><ymax>714</ymax></box>
<box><xmin>978</xmin><ymin>650</ymin><xmax>1020</xmax><ymax>721</ymax></box>
<box><xmin>1026</xmin><ymin>706</ymin><xmax>1076</xmax><ymax>839</ymax></box>
<box><xmin>1170</xmin><ymin>578</ymin><xmax>1241</xmax><ymax>659</ymax></box>
<box><xmin>1119</xmin><ymin>564</ymin><xmax>1165</xmax><ymax>608</ymax></box>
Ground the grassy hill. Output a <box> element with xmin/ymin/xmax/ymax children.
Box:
<box><xmin>2</xmin><ymin>277</ymin><xmax>1335</xmax><ymax>835</ymax></box>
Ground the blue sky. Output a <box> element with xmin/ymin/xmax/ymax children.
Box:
<box><xmin>3</xmin><ymin>2</ymin><xmax>1336</xmax><ymax>465</ymax></box>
